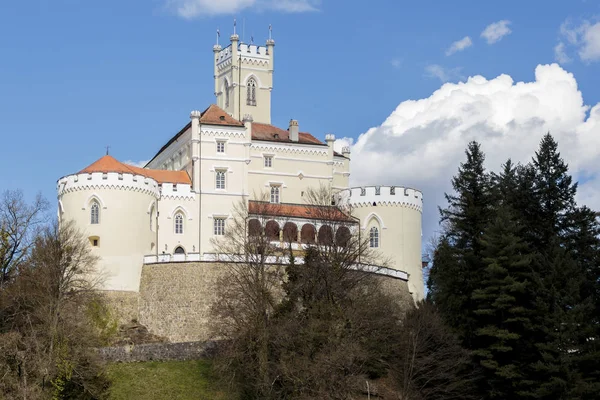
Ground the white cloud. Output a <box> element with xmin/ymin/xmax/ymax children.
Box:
<box><xmin>559</xmin><ymin>20</ymin><xmax>600</xmax><ymax>63</ymax></box>
<box><xmin>554</xmin><ymin>42</ymin><xmax>571</xmax><ymax>64</ymax></box>
<box><xmin>342</xmin><ymin>64</ymin><xmax>600</xmax><ymax>242</ymax></box>
<box><xmin>481</xmin><ymin>20</ymin><xmax>512</xmax><ymax>44</ymax></box>
<box><xmin>446</xmin><ymin>36</ymin><xmax>473</xmax><ymax>56</ymax></box>
<box><xmin>391</xmin><ymin>58</ymin><xmax>402</xmax><ymax>69</ymax></box>
<box><xmin>166</xmin><ymin>0</ymin><xmax>319</xmax><ymax>18</ymax></box>
<box><xmin>123</xmin><ymin>159</ymin><xmax>150</xmax><ymax>168</ymax></box>
<box><xmin>424</xmin><ymin>64</ymin><xmax>463</xmax><ymax>82</ymax></box>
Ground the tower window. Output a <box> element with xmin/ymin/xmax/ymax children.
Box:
<box><xmin>246</xmin><ymin>78</ymin><xmax>257</xmax><ymax>106</ymax></box>
<box><xmin>90</xmin><ymin>201</ymin><xmax>100</xmax><ymax>224</ymax></box>
<box><xmin>264</xmin><ymin>156</ymin><xmax>273</xmax><ymax>168</ymax></box>
<box><xmin>270</xmin><ymin>185</ymin><xmax>280</xmax><ymax>204</ymax></box>
<box><xmin>216</xmin><ymin>170</ymin><xmax>226</xmax><ymax>189</ymax></box>
<box><xmin>214</xmin><ymin>218</ymin><xmax>226</xmax><ymax>236</ymax></box>
<box><xmin>224</xmin><ymin>79</ymin><xmax>230</xmax><ymax>108</ymax></box>
<box><xmin>175</xmin><ymin>213</ymin><xmax>184</xmax><ymax>234</ymax></box>
<box><xmin>216</xmin><ymin>140</ymin><xmax>225</xmax><ymax>153</ymax></box>
<box><xmin>369</xmin><ymin>227</ymin><xmax>379</xmax><ymax>248</ymax></box>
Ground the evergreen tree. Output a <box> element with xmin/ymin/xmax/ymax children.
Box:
<box><xmin>429</xmin><ymin>141</ymin><xmax>494</xmax><ymax>346</ymax></box>
<box><xmin>471</xmin><ymin>206</ymin><xmax>536</xmax><ymax>399</ymax></box>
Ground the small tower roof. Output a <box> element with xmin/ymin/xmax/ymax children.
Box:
<box><xmin>78</xmin><ymin>155</ymin><xmax>191</xmax><ymax>184</ymax></box>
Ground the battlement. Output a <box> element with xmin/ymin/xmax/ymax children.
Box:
<box><xmin>216</xmin><ymin>43</ymin><xmax>270</xmax><ymax>67</ymax></box>
<box><xmin>57</xmin><ymin>172</ymin><xmax>160</xmax><ymax>197</ymax></box>
<box><xmin>337</xmin><ymin>186</ymin><xmax>423</xmax><ymax>211</ymax></box>
<box><xmin>159</xmin><ymin>182</ymin><xmax>194</xmax><ymax>199</ymax></box>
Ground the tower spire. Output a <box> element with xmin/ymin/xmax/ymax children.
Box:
<box><xmin>216</xmin><ymin>28</ymin><xmax>220</xmax><ymax>46</ymax></box>
<box><xmin>233</xmin><ymin>18</ymin><xmax>236</xmax><ymax>35</ymax></box>
<box><xmin>268</xmin><ymin>24</ymin><xmax>272</xmax><ymax>41</ymax></box>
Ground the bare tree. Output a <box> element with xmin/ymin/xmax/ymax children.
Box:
<box><xmin>210</xmin><ymin>187</ymin><xmax>404</xmax><ymax>399</ymax></box>
<box><xmin>0</xmin><ymin>220</ymin><xmax>111</xmax><ymax>400</ymax></box>
<box><xmin>390</xmin><ymin>301</ymin><xmax>478</xmax><ymax>400</ymax></box>
<box><xmin>0</xmin><ymin>190</ymin><xmax>49</xmax><ymax>288</ymax></box>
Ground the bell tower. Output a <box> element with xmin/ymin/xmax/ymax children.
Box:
<box><xmin>213</xmin><ymin>27</ymin><xmax>274</xmax><ymax>125</ymax></box>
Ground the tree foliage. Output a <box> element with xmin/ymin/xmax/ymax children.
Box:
<box><xmin>428</xmin><ymin>133</ymin><xmax>600</xmax><ymax>399</ymax></box>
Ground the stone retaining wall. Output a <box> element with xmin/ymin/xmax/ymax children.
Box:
<box><xmin>103</xmin><ymin>262</ymin><xmax>413</xmax><ymax>343</ymax></box>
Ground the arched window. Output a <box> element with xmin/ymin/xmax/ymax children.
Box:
<box><xmin>174</xmin><ymin>246</ymin><xmax>185</xmax><ymax>254</ymax></box>
<box><xmin>369</xmin><ymin>227</ymin><xmax>379</xmax><ymax>248</ymax></box>
<box><xmin>150</xmin><ymin>205</ymin><xmax>156</xmax><ymax>232</ymax></box>
<box><xmin>175</xmin><ymin>213</ymin><xmax>184</xmax><ymax>234</ymax></box>
<box><xmin>246</xmin><ymin>78</ymin><xmax>257</xmax><ymax>106</ymax></box>
<box><xmin>224</xmin><ymin>79</ymin><xmax>230</xmax><ymax>108</ymax></box>
<box><xmin>90</xmin><ymin>201</ymin><xmax>100</xmax><ymax>224</ymax></box>
<box><xmin>318</xmin><ymin>225</ymin><xmax>334</xmax><ymax>245</ymax></box>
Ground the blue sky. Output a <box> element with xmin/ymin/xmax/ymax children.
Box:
<box><xmin>1</xmin><ymin>0</ymin><xmax>600</xmax><ymax>241</ymax></box>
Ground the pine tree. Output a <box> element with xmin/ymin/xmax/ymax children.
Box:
<box><xmin>471</xmin><ymin>206</ymin><xmax>536</xmax><ymax>399</ymax></box>
<box><xmin>429</xmin><ymin>141</ymin><xmax>494</xmax><ymax>346</ymax></box>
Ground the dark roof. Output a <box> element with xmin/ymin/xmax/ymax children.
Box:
<box><xmin>248</xmin><ymin>201</ymin><xmax>354</xmax><ymax>222</ymax></box>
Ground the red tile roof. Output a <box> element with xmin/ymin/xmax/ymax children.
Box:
<box><xmin>248</xmin><ymin>201</ymin><xmax>353</xmax><ymax>222</ymax></box>
<box><xmin>78</xmin><ymin>155</ymin><xmax>191</xmax><ymax>184</ymax></box>
<box><xmin>251</xmin><ymin>123</ymin><xmax>325</xmax><ymax>145</ymax></box>
<box><xmin>199</xmin><ymin>104</ymin><xmax>244</xmax><ymax>127</ymax></box>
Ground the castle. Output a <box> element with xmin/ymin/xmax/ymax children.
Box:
<box><xmin>56</xmin><ymin>31</ymin><xmax>424</xmax><ymax>339</ymax></box>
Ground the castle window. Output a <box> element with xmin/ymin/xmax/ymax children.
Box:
<box><xmin>216</xmin><ymin>140</ymin><xmax>225</xmax><ymax>153</ymax></box>
<box><xmin>246</xmin><ymin>78</ymin><xmax>257</xmax><ymax>106</ymax></box>
<box><xmin>175</xmin><ymin>213</ymin><xmax>184</xmax><ymax>234</ymax></box>
<box><xmin>89</xmin><ymin>236</ymin><xmax>100</xmax><ymax>247</ymax></box>
<box><xmin>270</xmin><ymin>185</ymin><xmax>280</xmax><ymax>204</ymax></box>
<box><xmin>90</xmin><ymin>201</ymin><xmax>100</xmax><ymax>224</ymax></box>
<box><xmin>214</xmin><ymin>218</ymin><xmax>226</xmax><ymax>236</ymax></box>
<box><xmin>369</xmin><ymin>227</ymin><xmax>379</xmax><ymax>248</ymax></box>
<box><xmin>174</xmin><ymin>246</ymin><xmax>185</xmax><ymax>254</ymax></box>
<box><xmin>216</xmin><ymin>170</ymin><xmax>226</xmax><ymax>189</ymax></box>
<box><xmin>150</xmin><ymin>205</ymin><xmax>156</xmax><ymax>232</ymax></box>
<box><xmin>264</xmin><ymin>155</ymin><xmax>273</xmax><ymax>168</ymax></box>
<box><xmin>224</xmin><ymin>79</ymin><xmax>230</xmax><ymax>108</ymax></box>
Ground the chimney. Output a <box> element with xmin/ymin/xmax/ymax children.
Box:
<box><xmin>289</xmin><ymin>119</ymin><xmax>299</xmax><ymax>142</ymax></box>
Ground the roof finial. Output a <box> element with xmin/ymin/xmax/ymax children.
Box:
<box><xmin>216</xmin><ymin>28</ymin><xmax>220</xmax><ymax>46</ymax></box>
<box><xmin>268</xmin><ymin>24</ymin><xmax>272</xmax><ymax>41</ymax></box>
<box><xmin>233</xmin><ymin>18</ymin><xmax>236</xmax><ymax>35</ymax></box>
<box><xmin>105</xmin><ymin>145</ymin><xmax>111</xmax><ymax>156</ymax></box>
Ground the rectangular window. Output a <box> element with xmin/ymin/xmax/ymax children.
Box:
<box><xmin>214</xmin><ymin>218</ymin><xmax>226</xmax><ymax>236</ymax></box>
<box><xmin>270</xmin><ymin>185</ymin><xmax>280</xmax><ymax>204</ymax></box>
<box><xmin>216</xmin><ymin>170</ymin><xmax>226</xmax><ymax>189</ymax></box>
<box><xmin>216</xmin><ymin>141</ymin><xmax>225</xmax><ymax>153</ymax></box>
<box><xmin>264</xmin><ymin>156</ymin><xmax>273</xmax><ymax>168</ymax></box>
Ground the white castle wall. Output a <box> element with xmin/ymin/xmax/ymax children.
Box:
<box><xmin>337</xmin><ymin>186</ymin><xmax>424</xmax><ymax>300</ymax></box>
<box><xmin>57</xmin><ymin>172</ymin><xmax>159</xmax><ymax>292</ymax></box>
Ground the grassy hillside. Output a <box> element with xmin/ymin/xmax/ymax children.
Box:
<box><xmin>107</xmin><ymin>360</ymin><xmax>235</xmax><ymax>400</ymax></box>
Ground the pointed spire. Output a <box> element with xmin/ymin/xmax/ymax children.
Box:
<box><xmin>233</xmin><ymin>18</ymin><xmax>237</xmax><ymax>35</ymax></box>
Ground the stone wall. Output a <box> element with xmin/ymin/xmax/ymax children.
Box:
<box><xmin>138</xmin><ymin>262</ymin><xmax>227</xmax><ymax>343</ymax></box>
<box><xmin>98</xmin><ymin>341</ymin><xmax>214</xmax><ymax>363</ymax></box>
<box><xmin>135</xmin><ymin>262</ymin><xmax>414</xmax><ymax>343</ymax></box>
<box><xmin>102</xmin><ymin>290</ymin><xmax>139</xmax><ymax>325</ymax></box>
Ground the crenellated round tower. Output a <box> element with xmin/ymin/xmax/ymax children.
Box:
<box><xmin>57</xmin><ymin>155</ymin><xmax>160</xmax><ymax>292</ymax></box>
<box><xmin>337</xmin><ymin>186</ymin><xmax>424</xmax><ymax>300</ymax></box>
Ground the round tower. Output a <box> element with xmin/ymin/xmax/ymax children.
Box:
<box><xmin>57</xmin><ymin>155</ymin><xmax>159</xmax><ymax>292</ymax></box>
<box><xmin>337</xmin><ymin>186</ymin><xmax>424</xmax><ymax>301</ymax></box>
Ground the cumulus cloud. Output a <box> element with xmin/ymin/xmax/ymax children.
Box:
<box><xmin>554</xmin><ymin>42</ymin><xmax>571</xmax><ymax>64</ymax></box>
<box><xmin>481</xmin><ymin>20</ymin><xmax>512</xmax><ymax>44</ymax></box>
<box><xmin>446</xmin><ymin>36</ymin><xmax>473</xmax><ymax>56</ymax></box>
<box><xmin>342</xmin><ymin>64</ymin><xmax>600</xmax><ymax>242</ymax></box>
<box><xmin>559</xmin><ymin>20</ymin><xmax>600</xmax><ymax>63</ymax></box>
<box><xmin>166</xmin><ymin>0</ymin><xmax>319</xmax><ymax>18</ymax></box>
<box><xmin>424</xmin><ymin>64</ymin><xmax>463</xmax><ymax>82</ymax></box>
